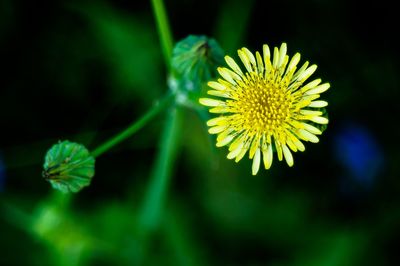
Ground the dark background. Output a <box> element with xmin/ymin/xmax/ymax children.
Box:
<box><xmin>1</xmin><ymin>0</ymin><xmax>399</xmax><ymax>265</ymax></box>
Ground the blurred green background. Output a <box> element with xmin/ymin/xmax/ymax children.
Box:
<box><xmin>1</xmin><ymin>0</ymin><xmax>399</xmax><ymax>265</ymax></box>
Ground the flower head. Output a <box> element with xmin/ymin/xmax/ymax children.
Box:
<box><xmin>199</xmin><ymin>43</ymin><xmax>330</xmax><ymax>175</ymax></box>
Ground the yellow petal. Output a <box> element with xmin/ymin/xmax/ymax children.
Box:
<box><xmin>272</xmin><ymin>47</ymin><xmax>280</xmax><ymax>68</ymax></box>
<box><xmin>227</xmin><ymin>142</ymin><xmax>244</xmax><ymax>159</ymax></box>
<box><xmin>309</xmin><ymin>116</ymin><xmax>329</xmax><ymax>124</ymax></box>
<box><xmin>218</xmin><ymin>67</ymin><xmax>241</xmax><ymax>84</ymax></box>
<box><xmin>293</xmin><ymin>78</ymin><xmax>321</xmax><ymax>93</ymax></box>
<box><xmin>207</xmin><ymin>90</ymin><xmax>230</xmax><ymax>98</ymax></box>
<box><xmin>275</xmin><ymin>140</ymin><xmax>283</xmax><ymax>161</ymax></box>
<box><xmin>297</xmin><ymin>64</ymin><xmax>317</xmax><ymax>82</ymax></box>
<box><xmin>285</xmin><ymin>129</ymin><xmax>306</xmax><ymax>152</ymax></box>
<box><xmin>225</xmin><ymin>56</ymin><xmax>244</xmax><ymax>76</ymax></box>
<box><xmin>308</xmin><ymin>100</ymin><xmax>328</xmax><ymax>108</ymax></box>
<box><xmin>207</xmin><ymin>81</ymin><xmax>227</xmax><ymax>91</ymax></box>
<box><xmin>238</xmin><ymin>49</ymin><xmax>253</xmax><ymax>73</ymax></box>
<box><xmin>242</xmin><ymin>47</ymin><xmax>257</xmax><ymax>69</ymax></box>
<box><xmin>199</xmin><ymin>98</ymin><xmax>225</xmax><ymax>107</ymax></box>
<box><xmin>286</xmin><ymin>53</ymin><xmax>301</xmax><ymax>74</ymax></box>
<box><xmin>263</xmin><ymin>44</ymin><xmax>272</xmax><ymax>73</ymax></box>
<box><xmin>235</xmin><ymin>146</ymin><xmax>248</xmax><ymax>162</ymax></box>
<box><xmin>216</xmin><ymin>134</ymin><xmax>235</xmax><ymax>147</ymax></box>
<box><xmin>282</xmin><ymin>144</ymin><xmax>294</xmax><ymax>167</ymax></box>
<box><xmin>210</xmin><ymin>106</ymin><xmax>231</xmax><ymax>113</ymax></box>
<box><xmin>252</xmin><ymin>148</ymin><xmax>261</xmax><ymax>175</ymax></box>
<box><xmin>277</xmin><ymin>43</ymin><xmax>287</xmax><ymax>69</ymax></box>
<box><xmin>297</xmin><ymin>129</ymin><xmax>319</xmax><ymax>143</ymax></box>
<box><xmin>256</xmin><ymin>51</ymin><xmax>264</xmax><ymax>74</ymax></box>
<box><xmin>229</xmin><ymin>133</ymin><xmax>246</xmax><ymax>151</ymax></box>
<box><xmin>262</xmin><ymin>143</ymin><xmax>273</xmax><ymax>169</ymax></box>
<box><xmin>293</xmin><ymin>61</ymin><xmax>309</xmax><ymax>80</ymax></box>
<box><xmin>305</xmin><ymin>83</ymin><xmax>330</xmax><ymax>95</ymax></box>
<box><xmin>285</xmin><ymin>137</ymin><xmax>298</xmax><ymax>152</ymax></box>
<box><xmin>249</xmin><ymin>135</ymin><xmax>260</xmax><ymax>159</ymax></box>
<box><xmin>208</xmin><ymin>125</ymin><xmax>227</xmax><ymax>134</ymax></box>
<box><xmin>206</xmin><ymin>116</ymin><xmax>227</xmax><ymax>126</ymax></box>
<box><xmin>293</xmin><ymin>139</ymin><xmax>305</xmax><ymax>152</ymax></box>
<box><xmin>302</xmin><ymin>123</ymin><xmax>322</xmax><ymax>135</ymax></box>
<box><xmin>300</xmin><ymin>110</ymin><xmax>323</xmax><ymax>116</ymax></box>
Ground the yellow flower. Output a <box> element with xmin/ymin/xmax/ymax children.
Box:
<box><xmin>199</xmin><ymin>43</ymin><xmax>330</xmax><ymax>175</ymax></box>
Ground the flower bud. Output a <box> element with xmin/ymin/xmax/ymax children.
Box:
<box><xmin>43</xmin><ymin>140</ymin><xmax>95</xmax><ymax>193</ymax></box>
<box><xmin>170</xmin><ymin>35</ymin><xmax>224</xmax><ymax>105</ymax></box>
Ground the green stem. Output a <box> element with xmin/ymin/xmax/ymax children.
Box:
<box><xmin>214</xmin><ymin>0</ymin><xmax>255</xmax><ymax>54</ymax></box>
<box><xmin>91</xmin><ymin>93</ymin><xmax>174</xmax><ymax>158</ymax></box>
<box><xmin>138</xmin><ymin>106</ymin><xmax>182</xmax><ymax>233</ymax></box>
<box><xmin>151</xmin><ymin>0</ymin><xmax>174</xmax><ymax>68</ymax></box>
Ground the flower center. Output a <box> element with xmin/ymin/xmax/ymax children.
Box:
<box><xmin>229</xmin><ymin>73</ymin><xmax>293</xmax><ymax>136</ymax></box>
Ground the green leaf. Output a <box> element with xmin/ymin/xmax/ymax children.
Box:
<box><xmin>43</xmin><ymin>140</ymin><xmax>95</xmax><ymax>193</ymax></box>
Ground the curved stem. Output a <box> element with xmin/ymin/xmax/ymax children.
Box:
<box><xmin>138</xmin><ymin>105</ymin><xmax>182</xmax><ymax>232</ymax></box>
<box><xmin>91</xmin><ymin>93</ymin><xmax>174</xmax><ymax>158</ymax></box>
<box><xmin>133</xmin><ymin>106</ymin><xmax>182</xmax><ymax>265</ymax></box>
<box><xmin>151</xmin><ymin>0</ymin><xmax>174</xmax><ymax>68</ymax></box>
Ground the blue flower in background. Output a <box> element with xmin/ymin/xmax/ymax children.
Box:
<box><xmin>0</xmin><ymin>152</ymin><xmax>6</xmax><ymax>192</ymax></box>
<box><xmin>334</xmin><ymin>123</ymin><xmax>384</xmax><ymax>191</ymax></box>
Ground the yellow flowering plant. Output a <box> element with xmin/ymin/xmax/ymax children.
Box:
<box><xmin>200</xmin><ymin>43</ymin><xmax>330</xmax><ymax>174</ymax></box>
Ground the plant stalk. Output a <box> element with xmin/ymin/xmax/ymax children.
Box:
<box><xmin>151</xmin><ymin>0</ymin><xmax>174</xmax><ymax>69</ymax></box>
<box><xmin>91</xmin><ymin>94</ymin><xmax>174</xmax><ymax>158</ymax></box>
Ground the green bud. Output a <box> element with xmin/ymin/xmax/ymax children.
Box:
<box><xmin>43</xmin><ymin>140</ymin><xmax>95</xmax><ymax>193</ymax></box>
<box><xmin>170</xmin><ymin>35</ymin><xmax>224</xmax><ymax>105</ymax></box>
